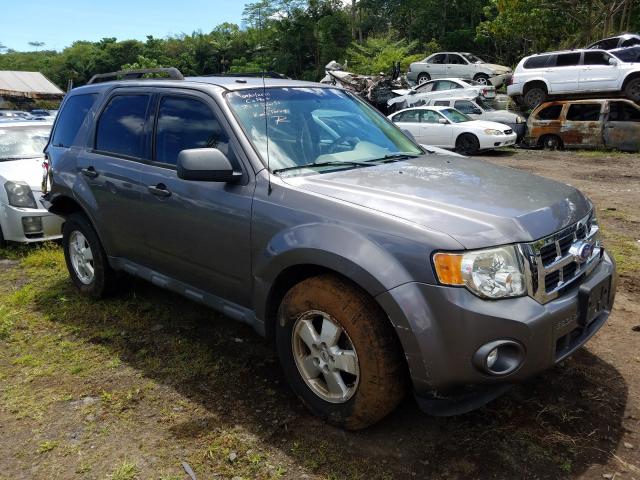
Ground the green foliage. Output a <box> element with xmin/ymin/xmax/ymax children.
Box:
<box><xmin>346</xmin><ymin>34</ymin><xmax>419</xmax><ymax>75</ymax></box>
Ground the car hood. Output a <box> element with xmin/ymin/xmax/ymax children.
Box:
<box><xmin>0</xmin><ymin>156</ymin><xmax>45</xmax><ymax>191</ymax></box>
<box><xmin>281</xmin><ymin>156</ymin><xmax>590</xmax><ymax>249</ymax></box>
<box><xmin>481</xmin><ymin>63</ymin><xmax>512</xmax><ymax>74</ymax></box>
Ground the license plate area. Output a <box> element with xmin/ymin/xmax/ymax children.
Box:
<box><xmin>578</xmin><ymin>275</ymin><xmax>611</xmax><ymax>326</ymax></box>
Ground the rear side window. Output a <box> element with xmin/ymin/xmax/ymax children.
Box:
<box><xmin>154</xmin><ymin>96</ymin><xmax>234</xmax><ymax>166</ymax></box>
<box><xmin>434</xmin><ymin>80</ymin><xmax>462</xmax><ymax>91</ymax></box>
<box><xmin>621</xmin><ymin>37</ymin><xmax>640</xmax><ymax>47</ymax></box>
<box><xmin>555</xmin><ymin>53</ymin><xmax>581</xmax><ymax>67</ymax></box>
<box><xmin>523</xmin><ymin>55</ymin><xmax>550</xmax><ymax>69</ymax></box>
<box><xmin>566</xmin><ymin>103</ymin><xmax>602</xmax><ymax>121</ymax></box>
<box><xmin>584</xmin><ymin>51</ymin><xmax>611</xmax><ymax>65</ymax></box>
<box><xmin>393</xmin><ymin>110</ymin><xmax>421</xmax><ymax>123</ymax></box>
<box><xmin>590</xmin><ymin>38</ymin><xmax>619</xmax><ymax>50</ymax></box>
<box><xmin>51</xmin><ymin>94</ymin><xmax>97</xmax><ymax>147</ymax></box>
<box><xmin>447</xmin><ymin>54</ymin><xmax>465</xmax><ymax>65</ymax></box>
<box><xmin>535</xmin><ymin>104</ymin><xmax>563</xmax><ymax>120</ymax></box>
<box><xmin>454</xmin><ymin>100</ymin><xmax>478</xmax><ymax>114</ymax></box>
<box><xmin>95</xmin><ymin>95</ymin><xmax>150</xmax><ymax>158</ymax></box>
<box><xmin>433</xmin><ymin>100</ymin><xmax>450</xmax><ymax>107</ymax></box>
<box><xmin>609</xmin><ymin>102</ymin><xmax>640</xmax><ymax>122</ymax></box>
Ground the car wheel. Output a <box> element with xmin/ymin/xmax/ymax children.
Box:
<box><xmin>624</xmin><ymin>77</ymin><xmax>640</xmax><ymax>103</ymax></box>
<box><xmin>417</xmin><ymin>73</ymin><xmax>430</xmax><ymax>84</ymax></box>
<box><xmin>276</xmin><ymin>274</ymin><xmax>406</xmax><ymax>430</ymax></box>
<box><xmin>0</xmin><ymin>225</ymin><xmax>6</xmax><ymax>248</ymax></box>
<box><xmin>523</xmin><ymin>87</ymin><xmax>546</xmax><ymax>109</ymax></box>
<box><xmin>474</xmin><ymin>73</ymin><xmax>490</xmax><ymax>85</ymax></box>
<box><xmin>62</xmin><ymin>213</ymin><xmax>118</xmax><ymax>297</ymax></box>
<box><xmin>539</xmin><ymin>134</ymin><xmax>563</xmax><ymax>151</ymax></box>
<box><xmin>455</xmin><ymin>133</ymin><xmax>480</xmax><ymax>155</ymax></box>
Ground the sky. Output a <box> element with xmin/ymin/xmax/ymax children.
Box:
<box><xmin>1</xmin><ymin>0</ymin><xmax>252</xmax><ymax>52</ymax></box>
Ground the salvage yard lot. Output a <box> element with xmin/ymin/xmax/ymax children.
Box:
<box><xmin>1</xmin><ymin>149</ymin><xmax>639</xmax><ymax>480</ymax></box>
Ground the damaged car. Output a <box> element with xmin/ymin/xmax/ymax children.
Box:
<box><xmin>407</xmin><ymin>52</ymin><xmax>512</xmax><ymax>86</ymax></box>
<box><xmin>525</xmin><ymin>99</ymin><xmax>640</xmax><ymax>151</ymax></box>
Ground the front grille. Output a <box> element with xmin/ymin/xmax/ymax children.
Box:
<box><xmin>504</xmin><ymin>129</ymin><xmax>513</xmax><ymax>135</ymax></box>
<box><xmin>520</xmin><ymin>212</ymin><xmax>602</xmax><ymax>304</ymax></box>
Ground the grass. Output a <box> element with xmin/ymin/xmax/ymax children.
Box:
<box><xmin>109</xmin><ymin>461</ymin><xmax>139</xmax><ymax>480</ymax></box>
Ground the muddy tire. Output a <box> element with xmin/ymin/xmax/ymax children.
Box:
<box><xmin>474</xmin><ymin>73</ymin><xmax>490</xmax><ymax>85</ymax></box>
<box><xmin>62</xmin><ymin>213</ymin><xmax>117</xmax><ymax>298</ymax></box>
<box><xmin>539</xmin><ymin>134</ymin><xmax>563</xmax><ymax>151</ymax></box>
<box><xmin>276</xmin><ymin>274</ymin><xmax>406</xmax><ymax>430</ymax></box>
<box><xmin>455</xmin><ymin>133</ymin><xmax>480</xmax><ymax>155</ymax></box>
<box><xmin>523</xmin><ymin>86</ymin><xmax>547</xmax><ymax>109</ymax></box>
<box><xmin>417</xmin><ymin>73</ymin><xmax>430</xmax><ymax>84</ymax></box>
<box><xmin>624</xmin><ymin>77</ymin><xmax>640</xmax><ymax>103</ymax></box>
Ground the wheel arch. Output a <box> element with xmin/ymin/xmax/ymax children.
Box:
<box><xmin>49</xmin><ymin>194</ymin><xmax>110</xmax><ymax>253</ymax></box>
<box><xmin>523</xmin><ymin>79</ymin><xmax>549</xmax><ymax>95</ymax></box>
<box><xmin>622</xmin><ymin>72</ymin><xmax>640</xmax><ymax>91</ymax></box>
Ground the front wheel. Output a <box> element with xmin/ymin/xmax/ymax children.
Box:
<box><xmin>624</xmin><ymin>77</ymin><xmax>640</xmax><ymax>103</ymax></box>
<box><xmin>62</xmin><ymin>213</ymin><xmax>118</xmax><ymax>297</ymax></box>
<box><xmin>539</xmin><ymin>134</ymin><xmax>563</xmax><ymax>151</ymax></box>
<box><xmin>276</xmin><ymin>274</ymin><xmax>406</xmax><ymax>430</ymax></box>
<box><xmin>455</xmin><ymin>133</ymin><xmax>480</xmax><ymax>155</ymax></box>
<box><xmin>417</xmin><ymin>73</ymin><xmax>430</xmax><ymax>84</ymax></box>
<box><xmin>474</xmin><ymin>73</ymin><xmax>490</xmax><ymax>85</ymax></box>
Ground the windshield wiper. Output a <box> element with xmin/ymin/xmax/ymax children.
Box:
<box><xmin>272</xmin><ymin>160</ymin><xmax>373</xmax><ymax>174</ymax></box>
<box><xmin>365</xmin><ymin>152</ymin><xmax>423</xmax><ymax>162</ymax></box>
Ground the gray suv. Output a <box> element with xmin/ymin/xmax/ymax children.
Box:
<box><xmin>44</xmin><ymin>68</ymin><xmax>617</xmax><ymax>429</ymax></box>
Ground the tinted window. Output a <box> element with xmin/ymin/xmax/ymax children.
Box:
<box><xmin>555</xmin><ymin>53</ymin><xmax>581</xmax><ymax>67</ymax></box>
<box><xmin>584</xmin><ymin>51</ymin><xmax>611</xmax><ymax>65</ymax></box>
<box><xmin>393</xmin><ymin>110</ymin><xmax>421</xmax><ymax>123</ymax></box>
<box><xmin>447</xmin><ymin>54</ymin><xmax>465</xmax><ymax>65</ymax></box>
<box><xmin>51</xmin><ymin>94</ymin><xmax>97</xmax><ymax>147</ymax></box>
<box><xmin>612</xmin><ymin>46</ymin><xmax>640</xmax><ymax>62</ymax></box>
<box><xmin>433</xmin><ymin>100</ymin><xmax>450</xmax><ymax>106</ymax></box>
<box><xmin>536</xmin><ymin>104</ymin><xmax>563</xmax><ymax>120</ymax></box>
<box><xmin>590</xmin><ymin>38</ymin><xmax>619</xmax><ymax>50</ymax></box>
<box><xmin>427</xmin><ymin>54</ymin><xmax>447</xmax><ymax>64</ymax></box>
<box><xmin>523</xmin><ymin>55</ymin><xmax>550</xmax><ymax>69</ymax></box>
<box><xmin>566</xmin><ymin>104</ymin><xmax>602</xmax><ymax>121</ymax></box>
<box><xmin>95</xmin><ymin>95</ymin><xmax>149</xmax><ymax>158</ymax></box>
<box><xmin>621</xmin><ymin>37</ymin><xmax>640</xmax><ymax>47</ymax></box>
<box><xmin>155</xmin><ymin>96</ymin><xmax>234</xmax><ymax>166</ymax></box>
<box><xmin>609</xmin><ymin>102</ymin><xmax>640</xmax><ymax>122</ymax></box>
<box><xmin>454</xmin><ymin>100</ymin><xmax>478</xmax><ymax>114</ymax></box>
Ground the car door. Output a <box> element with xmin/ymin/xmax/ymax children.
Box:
<box><xmin>420</xmin><ymin>110</ymin><xmax>453</xmax><ymax>147</ymax></box>
<box><xmin>424</xmin><ymin>54</ymin><xmax>448</xmax><ymax>79</ymax></box>
<box><xmin>74</xmin><ymin>90</ymin><xmax>152</xmax><ymax>261</ymax></box>
<box><xmin>562</xmin><ymin>102</ymin><xmax>604</xmax><ymax>148</ymax></box>
<box><xmin>603</xmin><ymin>101</ymin><xmax>640</xmax><ymax>151</ymax></box>
<box><xmin>544</xmin><ymin>52</ymin><xmax>582</xmax><ymax>93</ymax></box>
<box><xmin>580</xmin><ymin>51</ymin><xmax>620</xmax><ymax>91</ymax></box>
<box><xmin>391</xmin><ymin>109</ymin><xmax>424</xmax><ymax>141</ymax></box>
<box><xmin>446</xmin><ymin>54</ymin><xmax>471</xmax><ymax>79</ymax></box>
<box><xmin>137</xmin><ymin>91</ymin><xmax>254</xmax><ymax>307</ymax></box>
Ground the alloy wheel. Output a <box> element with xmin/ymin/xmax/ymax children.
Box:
<box><xmin>69</xmin><ymin>230</ymin><xmax>95</xmax><ymax>285</ymax></box>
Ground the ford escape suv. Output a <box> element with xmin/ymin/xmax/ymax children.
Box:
<box><xmin>44</xmin><ymin>68</ymin><xmax>617</xmax><ymax>429</ymax></box>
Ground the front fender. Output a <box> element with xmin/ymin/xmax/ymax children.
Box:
<box><xmin>252</xmin><ymin>223</ymin><xmax>415</xmax><ymax>322</ymax></box>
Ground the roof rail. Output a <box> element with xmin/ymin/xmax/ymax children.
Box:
<box><xmin>202</xmin><ymin>71</ymin><xmax>290</xmax><ymax>79</ymax></box>
<box><xmin>86</xmin><ymin>67</ymin><xmax>184</xmax><ymax>85</ymax></box>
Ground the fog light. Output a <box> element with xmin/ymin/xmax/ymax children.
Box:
<box><xmin>473</xmin><ymin>340</ymin><xmax>524</xmax><ymax>376</ymax></box>
<box><xmin>22</xmin><ymin>216</ymin><xmax>43</xmax><ymax>234</ymax></box>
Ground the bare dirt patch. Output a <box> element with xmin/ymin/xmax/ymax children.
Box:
<box><xmin>0</xmin><ymin>149</ymin><xmax>639</xmax><ymax>480</ymax></box>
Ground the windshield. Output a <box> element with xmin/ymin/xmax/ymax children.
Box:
<box><xmin>475</xmin><ymin>97</ymin><xmax>495</xmax><ymax>111</ymax></box>
<box><xmin>227</xmin><ymin>87</ymin><xmax>422</xmax><ymax>174</ymax></box>
<box><xmin>0</xmin><ymin>125</ymin><xmax>50</xmax><ymax>161</ymax></box>
<box><xmin>440</xmin><ymin>108</ymin><xmax>472</xmax><ymax>123</ymax></box>
<box><xmin>461</xmin><ymin>53</ymin><xmax>485</xmax><ymax>64</ymax></box>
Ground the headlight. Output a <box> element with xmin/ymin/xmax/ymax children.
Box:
<box><xmin>484</xmin><ymin>129</ymin><xmax>503</xmax><ymax>136</ymax></box>
<box><xmin>516</xmin><ymin>116</ymin><xmax>526</xmax><ymax>124</ymax></box>
<box><xmin>4</xmin><ymin>181</ymin><xmax>37</xmax><ymax>208</ymax></box>
<box><xmin>433</xmin><ymin>246</ymin><xmax>526</xmax><ymax>299</ymax></box>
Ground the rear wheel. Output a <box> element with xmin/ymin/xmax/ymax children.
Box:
<box><xmin>523</xmin><ymin>86</ymin><xmax>547</xmax><ymax>109</ymax></box>
<box><xmin>624</xmin><ymin>77</ymin><xmax>640</xmax><ymax>103</ymax></box>
<box><xmin>539</xmin><ymin>134</ymin><xmax>563</xmax><ymax>150</ymax></box>
<box><xmin>276</xmin><ymin>274</ymin><xmax>406</xmax><ymax>430</ymax></box>
<box><xmin>455</xmin><ymin>133</ymin><xmax>480</xmax><ymax>155</ymax></box>
<box><xmin>62</xmin><ymin>213</ymin><xmax>117</xmax><ymax>297</ymax></box>
<box><xmin>474</xmin><ymin>73</ymin><xmax>490</xmax><ymax>85</ymax></box>
<box><xmin>417</xmin><ymin>73</ymin><xmax>430</xmax><ymax>84</ymax></box>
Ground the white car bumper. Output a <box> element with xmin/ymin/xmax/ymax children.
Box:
<box><xmin>489</xmin><ymin>72</ymin><xmax>512</xmax><ymax>87</ymax></box>
<box><xmin>0</xmin><ymin>202</ymin><xmax>63</xmax><ymax>243</ymax></box>
<box><xmin>478</xmin><ymin>132</ymin><xmax>518</xmax><ymax>150</ymax></box>
<box><xmin>507</xmin><ymin>83</ymin><xmax>524</xmax><ymax>97</ymax></box>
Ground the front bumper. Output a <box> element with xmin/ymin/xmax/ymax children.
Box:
<box><xmin>0</xmin><ymin>202</ymin><xmax>63</xmax><ymax>243</ymax></box>
<box><xmin>479</xmin><ymin>132</ymin><xmax>518</xmax><ymax>150</ymax></box>
<box><xmin>489</xmin><ymin>72</ymin><xmax>512</xmax><ymax>87</ymax></box>
<box><xmin>376</xmin><ymin>252</ymin><xmax>616</xmax><ymax>401</ymax></box>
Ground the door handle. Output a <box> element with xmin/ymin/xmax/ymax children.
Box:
<box><xmin>148</xmin><ymin>183</ymin><xmax>172</xmax><ymax>197</ymax></box>
<box><xmin>80</xmin><ymin>166</ymin><xmax>99</xmax><ymax>178</ymax></box>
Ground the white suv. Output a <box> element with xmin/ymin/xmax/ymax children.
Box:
<box><xmin>507</xmin><ymin>49</ymin><xmax>640</xmax><ymax>109</ymax></box>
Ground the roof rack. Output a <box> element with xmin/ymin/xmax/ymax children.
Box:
<box><xmin>202</xmin><ymin>71</ymin><xmax>290</xmax><ymax>79</ymax></box>
<box><xmin>87</xmin><ymin>67</ymin><xmax>184</xmax><ymax>85</ymax></box>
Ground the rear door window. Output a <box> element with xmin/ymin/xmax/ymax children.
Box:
<box><xmin>427</xmin><ymin>54</ymin><xmax>447</xmax><ymax>64</ymax></box>
<box><xmin>154</xmin><ymin>95</ymin><xmax>235</xmax><ymax>166</ymax></box>
<box><xmin>51</xmin><ymin>94</ymin><xmax>98</xmax><ymax>148</ymax></box>
<box><xmin>590</xmin><ymin>38</ymin><xmax>620</xmax><ymax>50</ymax></box>
<box><xmin>535</xmin><ymin>104</ymin><xmax>563</xmax><ymax>120</ymax></box>
<box><xmin>608</xmin><ymin>102</ymin><xmax>640</xmax><ymax>122</ymax></box>
<box><xmin>566</xmin><ymin>103</ymin><xmax>602</xmax><ymax>121</ymax></box>
<box><xmin>434</xmin><ymin>80</ymin><xmax>461</xmax><ymax>91</ymax></box>
<box><xmin>95</xmin><ymin>94</ymin><xmax>150</xmax><ymax>158</ymax></box>
<box><xmin>554</xmin><ymin>53</ymin><xmax>581</xmax><ymax>67</ymax></box>
<box><xmin>393</xmin><ymin>110</ymin><xmax>421</xmax><ymax>123</ymax></box>
<box><xmin>447</xmin><ymin>54</ymin><xmax>466</xmax><ymax>64</ymax></box>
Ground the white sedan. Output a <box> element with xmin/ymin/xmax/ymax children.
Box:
<box><xmin>387</xmin><ymin>78</ymin><xmax>496</xmax><ymax>112</ymax></box>
<box><xmin>389</xmin><ymin>106</ymin><xmax>517</xmax><ymax>155</ymax></box>
<box><xmin>0</xmin><ymin>121</ymin><xmax>63</xmax><ymax>246</ymax></box>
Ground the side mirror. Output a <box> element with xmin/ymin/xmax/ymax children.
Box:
<box><xmin>177</xmin><ymin>148</ymin><xmax>241</xmax><ymax>182</ymax></box>
<box><xmin>609</xmin><ymin>57</ymin><xmax>618</xmax><ymax>65</ymax></box>
<box><xmin>472</xmin><ymin>109</ymin><xmax>483</xmax><ymax>115</ymax></box>
<box><xmin>438</xmin><ymin>118</ymin><xmax>448</xmax><ymax>124</ymax></box>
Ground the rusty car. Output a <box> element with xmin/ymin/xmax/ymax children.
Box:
<box><xmin>525</xmin><ymin>99</ymin><xmax>640</xmax><ymax>151</ymax></box>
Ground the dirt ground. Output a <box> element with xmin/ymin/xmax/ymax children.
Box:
<box><xmin>0</xmin><ymin>148</ymin><xmax>639</xmax><ymax>480</ymax></box>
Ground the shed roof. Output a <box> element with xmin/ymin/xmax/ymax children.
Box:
<box><xmin>0</xmin><ymin>71</ymin><xmax>64</xmax><ymax>98</ymax></box>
